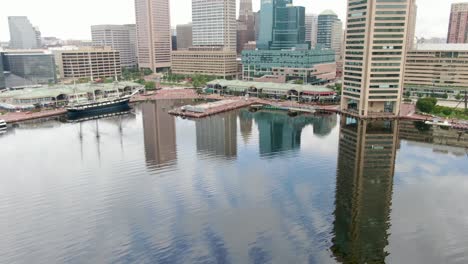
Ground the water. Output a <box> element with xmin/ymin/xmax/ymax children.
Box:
<box><xmin>0</xmin><ymin>100</ymin><xmax>467</xmax><ymax>264</ymax></box>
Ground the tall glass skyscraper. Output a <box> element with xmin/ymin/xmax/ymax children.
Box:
<box><xmin>257</xmin><ymin>0</ymin><xmax>308</xmax><ymax>50</ymax></box>
<box><xmin>317</xmin><ymin>10</ymin><xmax>339</xmax><ymax>49</ymax></box>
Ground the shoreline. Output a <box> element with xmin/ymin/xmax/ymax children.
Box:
<box><xmin>1</xmin><ymin>90</ymin><xmax>467</xmax><ymax>130</ymax></box>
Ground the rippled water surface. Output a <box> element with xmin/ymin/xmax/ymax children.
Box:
<box><xmin>1</xmin><ymin>100</ymin><xmax>467</xmax><ymax>264</ymax></box>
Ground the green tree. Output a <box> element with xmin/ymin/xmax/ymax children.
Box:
<box><xmin>145</xmin><ymin>81</ymin><xmax>156</xmax><ymax>90</ymax></box>
<box><xmin>442</xmin><ymin>108</ymin><xmax>453</xmax><ymax>116</ymax></box>
<box><xmin>191</xmin><ymin>74</ymin><xmax>208</xmax><ymax>89</ymax></box>
<box><xmin>293</xmin><ymin>79</ymin><xmax>304</xmax><ymax>85</ymax></box>
<box><xmin>142</xmin><ymin>68</ymin><xmax>153</xmax><ymax>76</ymax></box>
<box><xmin>416</xmin><ymin>97</ymin><xmax>438</xmax><ymax>113</ymax></box>
<box><xmin>455</xmin><ymin>93</ymin><xmax>462</xmax><ymax>100</ymax></box>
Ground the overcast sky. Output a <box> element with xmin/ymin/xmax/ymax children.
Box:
<box><xmin>0</xmin><ymin>0</ymin><xmax>465</xmax><ymax>42</ymax></box>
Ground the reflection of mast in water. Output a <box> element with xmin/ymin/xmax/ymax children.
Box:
<box><xmin>79</xmin><ymin>122</ymin><xmax>83</xmax><ymax>161</ymax></box>
<box><xmin>95</xmin><ymin>120</ymin><xmax>101</xmax><ymax>164</ymax></box>
<box><xmin>118</xmin><ymin>115</ymin><xmax>124</xmax><ymax>152</ymax></box>
<box><xmin>331</xmin><ymin>118</ymin><xmax>399</xmax><ymax>263</ymax></box>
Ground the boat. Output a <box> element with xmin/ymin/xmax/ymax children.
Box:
<box><xmin>66</xmin><ymin>88</ymin><xmax>140</xmax><ymax>119</ymax></box>
<box><xmin>424</xmin><ymin>119</ymin><xmax>452</xmax><ymax>128</ymax></box>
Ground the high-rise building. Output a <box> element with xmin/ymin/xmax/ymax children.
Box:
<box><xmin>134</xmin><ymin>0</ymin><xmax>172</xmax><ymax>71</ymax></box>
<box><xmin>55</xmin><ymin>47</ymin><xmax>121</xmax><ymax>80</ymax></box>
<box><xmin>192</xmin><ymin>0</ymin><xmax>236</xmax><ymax>51</ymax></box>
<box><xmin>317</xmin><ymin>10</ymin><xmax>340</xmax><ymax>50</ymax></box>
<box><xmin>254</xmin><ymin>11</ymin><xmax>261</xmax><ymax>42</ymax></box>
<box><xmin>305</xmin><ymin>14</ymin><xmax>318</xmax><ymax>47</ymax></box>
<box><xmin>257</xmin><ymin>0</ymin><xmax>308</xmax><ymax>50</ymax></box>
<box><xmin>341</xmin><ymin>0</ymin><xmax>413</xmax><ymax>117</ymax></box>
<box><xmin>407</xmin><ymin>1</ymin><xmax>418</xmax><ymax>49</ymax></box>
<box><xmin>176</xmin><ymin>23</ymin><xmax>193</xmax><ymax>50</ymax></box>
<box><xmin>8</xmin><ymin>16</ymin><xmax>40</xmax><ymax>49</ymax></box>
<box><xmin>447</xmin><ymin>3</ymin><xmax>468</xmax><ymax>44</ymax></box>
<box><xmin>237</xmin><ymin>0</ymin><xmax>255</xmax><ymax>54</ymax></box>
<box><xmin>331</xmin><ymin>20</ymin><xmax>343</xmax><ymax>58</ymax></box>
<box><xmin>91</xmin><ymin>24</ymin><xmax>138</xmax><ymax>68</ymax></box>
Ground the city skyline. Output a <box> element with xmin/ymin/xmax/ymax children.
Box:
<box><xmin>0</xmin><ymin>0</ymin><xmax>466</xmax><ymax>42</ymax></box>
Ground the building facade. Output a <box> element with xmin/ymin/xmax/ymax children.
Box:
<box><xmin>2</xmin><ymin>52</ymin><xmax>56</xmax><ymax>85</ymax></box>
<box><xmin>171</xmin><ymin>47</ymin><xmax>237</xmax><ymax>78</ymax></box>
<box><xmin>176</xmin><ymin>23</ymin><xmax>193</xmax><ymax>50</ymax></box>
<box><xmin>317</xmin><ymin>10</ymin><xmax>340</xmax><ymax>49</ymax></box>
<box><xmin>91</xmin><ymin>24</ymin><xmax>137</xmax><ymax>68</ymax></box>
<box><xmin>306</xmin><ymin>14</ymin><xmax>318</xmax><ymax>48</ymax></box>
<box><xmin>447</xmin><ymin>3</ymin><xmax>468</xmax><ymax>44</ymax></box>
<box><xmin>8</xmin><ymin>16</ymin><xmax>40</xmax><ymax>49</ymax></box>
<box><xmin>341</xmin><ymin>0</ymin><xmax>413</xmax><ymax>117</ymax></box>
<box><xmin>0</xmin><ymin>56</ymin><xmax>5</xmax><ymax>89</ymax></box>
<box><xmin>134</xmin><ymin>0</ymin><xmax>172</xmax><ymax>71</ymax></box>
<box><xmin>237</xmin><ymin>0</ymin><xmax>255</xmax><ymax>54</ymax></box>
<box><xmin>55</xmin><ymin>47</ymin><xmax>121</xmax><ymax>80</ymax></box>
<box><xmin>404</xmin><ymin>44</ymin><xmax>468</xmax><ymax>98</ymax></box>
<box><xmin>242</xmin><ymin>49</ymin><xmax>336</xmax><ymax>83</ymax></box>
<box><xmin>407</xmin><ymin>1</ymin><xmax>418</xmax><ymax>50</ymax></box>
<box><xmin>192</xmin><ymin>0</ymin><xmax>236</xmax><ymax>51</ymax></box>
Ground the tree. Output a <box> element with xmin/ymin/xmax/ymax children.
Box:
<box><xmin>142</xmin><ymin>68</ymin><xmax>153</xmax><ymax>76</ymax></box>
<box><xmin>145</xmin><ymin>81</ymin><xmax>156</xmax><ymax>90</ymax></box>
<box><xmin>455</xmin><ymin>93</ymin><xmax>462</xmax><ymax>100</ymax></box>
<box><xmin>191</xmin><ymin>74</ymin><xmax>208</xmax><ymax>89</ymax></box>
<box><xmin>443</xmin><ymin>93</ymin><xmax>449</xmax><ymax>99</ymax></box>
<box><xmin>294</xmin><ymin>79</ymin><xmax>304</xmax><ymax>85</ymax></box>
<box><xmin>416</xmin><ymin>97</ymin><xmax>437</xmax><ymax>113</ymax></box>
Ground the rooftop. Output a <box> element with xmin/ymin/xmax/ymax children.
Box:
<box><xmin>414</xmin><ymin>43</ymin><xmax>468</xmax><ymax>51</ymax></box>
<box><xmin>206</xmin><ymin>80</ymin><xmax>334</xmax><ymax>94</ymax></box>
<box><xmin>0</xmin><ymin>82</ymin><xmax>143</xmax><ymax>100</ymax></box>
<box><xmin>320</xmin><ymin>9</ymin><xmax>337</xmax><ymax>16</ymax></box>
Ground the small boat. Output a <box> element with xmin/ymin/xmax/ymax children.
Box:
<box><xmin>425</xmin><ymin>119</ymin><xmax>452</xmax><ymax>127</ymax></box>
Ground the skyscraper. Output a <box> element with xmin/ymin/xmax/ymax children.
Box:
<box><xmin>134</xmin><ymin>0</ymin><xmax>172</xmax><ymax>71</ymax></box>
<box><xmin>317</xmin><ymin>10</ymin><xmax>340</xmax><ymax>49</ymax></box>
<box><xmin>305</xmin><ymin>14</ymin><xmax>318</xmax><ymax>47</ymax></box>
<box><xmin>257</xmin><ymin>0</ymin><xmax>308</xmax><ymax>50</ymax></box>
<box><xmin>341</xmin><ymin>0</ymin><xmax>412</xmax><ymax>117</ymax></box>
<box><xmin>176</xmin><ymin>23</ymin><xmax>192</xmax><ymax>50</ymax></box>
<box><xmin>237</xmin><ymin>0</ymin><xmax>255</xmax><ymax>53</ymax></box>
<box><xmin>91</xmin><ymin>24</ymin><xmax>138</xmax><ymax>68</ymax></box>
<box><xmin>8</xmin><ymin>16</ymin><xmax>40</xmax><ymax>49</ymax></box>
<box><xmin>407</xmin><ymin>1</ymin><xmax>418</xmax><ymax>49</ymax></box>
<box><xmin>192</xmin><ymin>0</ymin><xmax>236</xmax><ymax>51</ymax></box>
<box><xmin>447</xmin><ymin>3</ymin><xmax>468</xmax><ymax>44</ymax></box>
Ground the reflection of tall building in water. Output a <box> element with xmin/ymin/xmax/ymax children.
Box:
<box><xmin>239</xmin><ymin>110</ymin><xmax>254</xmax><ymax>144</ymax></box>
<box><xmin>142</xmin><ymin>101</ymin><xmax>177</xmax><ymax>166</ymax></box>
<box><xmin>196</xmin><ymin>112</ymin><xmax>237</xmax><ymax>158</ymax></box>
<box><xmin>331</xmin><ymin>118</ymin><xmax>399</xmax><ymax>263</ymax></box>
<box><xmin>312</xmin><ymin>114</ymin><xmax>337</xmax><ymax>137</ymax></box>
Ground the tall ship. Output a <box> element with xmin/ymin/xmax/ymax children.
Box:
<box><xmin>66</xmin><ymin>83</ymin><xmax>141</xmax><ymax>119</ymax></box>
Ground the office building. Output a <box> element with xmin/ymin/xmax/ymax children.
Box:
<box><xmin>91</xmin><ymin>24</ymin><xmax>137</xmax><ymax>68</ymax></box>
<box><xmin>407</xmin><ymin>1</ymin><xmax>418</xmax><ymax>49</ymax></box>
<box><xmin>404</xmin><ymin>44</ymin><xmax>468</xmax><ymax>98</ymax></box>
<box><xmin>1</xmin><ymin>51</ymin><xmax>56</xmax><ymax>85</ymax></box>
<box><xmin>55</xmin><ymin>47</ymin><xmax>121</xmax><ymax>80</ymax></box>
<box><xmin>258</xmin><ymin>0</ymin><xmax>308</xmax><ymax>50</ymax></box>
<box><xmin>237</xmin><ymin>0</ymin><xmax>255</xmax><ymax>54</ymax></box>
<box><xmin>331</xmin><ymin>20</ymin><xmax>343</xmax><ymax>57</ymax></box>
<box><xmin>317</xmin><ymin>10</ymin><xmax>340</xmax><ymax>50</ymax></box>
<box><xmin>254</xmin><ymin>11</ymin><xmax>261</xmax><ymax>42</ymax></box>
<box><xmin>176</xmin><ymin>23</ymin><xmax>192</xmax><ymax>50</ymax></box>
<box><xmin>332</xmin><ymin>118</ymin><xmax>398</xmax><ymax>263</ymax></box>
<box><xmin>171</xmin><ymin>47</ymin><xmax>237</xmax><ymax>78</ymax></box>
<box><xmin>0</xmin><ymin>56</ymin><xmax>5</xmax><ymax>89</ymax></box>
<box><xmin>134</xmin><ymin>0</ymin><xmax>172</xmax><ymax>71</ymax></box>
<box><xmin>447</xmin><ymin>3</ymin><xmax>468</xmax><ymax>44</ymax></box>
<box><xmin>192</xmin><ymin>0</ymin><xmax>236</xmax><ymax>51</ymax></box>
<box><xmin>341</xmin><ymin>0</ymin><xmax>413</xmax><ymax>117</ymax></box>
<box><xmin>306</xmin><ymin>14</ymin><xmax>318</xmax><ymax>48</ymax></box>
<box><xmin>8</xmin><ymin>16</ymin><xmax>40</xmax><ymax>49</ymax></box>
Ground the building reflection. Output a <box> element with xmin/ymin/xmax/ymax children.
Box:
<box><xmin>239</xmin><ymin>110</ymin><xmax>254</xmax><ymax>144</ymax></box>
<box><xmin>252</xmin><ymin>111</ymin><xmax>336</xmax><ymax>156</ymax></box>
<box><xmin>331</xmin><ymin>117</ymin><xmax>398</xmax><ymax>263</ymax></box>
<box><xmin>142</xmin><ymin>101</ymin><xmax>177</xmax><ymax>166</ymax></box>
<box><xmin>195</xmin><ymin>111</ymin><xmax>237</xmax><ymax>158</ymax></box>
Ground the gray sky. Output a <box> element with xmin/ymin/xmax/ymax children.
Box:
<box><xmin>0</xmin><ymin>0</ymin><xmax>465</xmax><ymax>42</ymax></box>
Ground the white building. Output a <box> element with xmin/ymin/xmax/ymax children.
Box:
<box><xmin>8</xmin><ymin>16</ymin><xmax>40</xmax><ymax>49</ymax></box>
<box><xmin>91</xmin><ymin>24</ymin><xmax>137</xmax><ymax>68</ymax></box>
<box><xmin>305</xmin><ymin>14</ymin><xmax>318</xmax><ymax>48</ymax></box>
<box><xmin>192</xmin><ymin>0</ymin><xmax>237</xmax><ymax>51</ymax></box>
